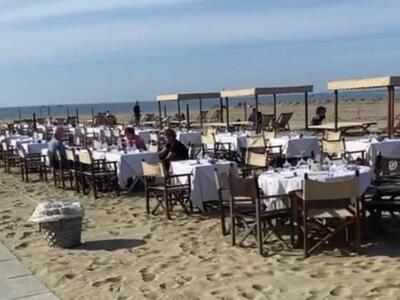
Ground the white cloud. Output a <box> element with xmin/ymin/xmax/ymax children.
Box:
<box><xmin>0</xmin><ymin>0</ymin><xmax>203</xmax><ymax>24</ymax></box>
<box><xmin>1</xmin><ymin>0</ymin><xmax>400</xmax><ymax>65</ymax></box>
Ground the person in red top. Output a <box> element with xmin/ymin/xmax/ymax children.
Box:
<box><xmin>124</xmin><ymin>127</ymin><xmax>146</xmax><ymax>150</ymax></box>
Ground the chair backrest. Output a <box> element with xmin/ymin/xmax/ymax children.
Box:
<box><xmin>263</xmin><ymin>130</ymin><xmax>276</xmax><ymax>141</ymax></box>
<box><xmin>322</xmin><ymin>138</ymin><xmax>345</xmax><ymax>156</ymax></box>
<box><xmin>142</xmin><ymin>161</ymin><xmax>165</xmax><ymax>177</ymax></box>
<box><xmin>303</xmin><ymin>173</ymin><xmax>358</xmax><ymax>201</ymax></box>
<box><xmin>147</xmin><ymin>142</ymin><xmax>159</xmax><ymax>153</ymax></box>
<box><xmin>375</xmin><ymin>153</ymin><xmax>400</xmax><ymax>175</ymax></box>
<box><xmin>324</xmin><ymin>130</ymin><xmax>341</xmax><ymax>141</ymax></box>
<box><xmin>197</xmin><ymin>110</ymin><xmax>209</xmax><ymax>121</ymax></box>
<box><xmin>78</xmin><ymin>149</ymin><xmax>93</xmax><ymax>165</ymax></box>
<box><xmin>246</xmin><ymin>135</ymin><xmax>265</xmax><ymax>149</ymax></box>
<box><xmin>228</xmin><ymin>173</ymin><xmax>259</xmax><ymax>199</ymax></box>
<box><xmin>245</xmin><ymin>150</ymin><xmax>267</xmax><ymax>167</ymax></box>
<box><xmin>276</xmin><ymin>112</ymin><xmax>293</xmax><ymax>126</ymax></box>
<box><xmin>66</xmin><ymin>148</ymin><xmax>76</xmax><ymax>161</ymax></box>
<box><xmin>261</xmin><ymin>114</ymin><xmax>274</xmax><ymax>129</ymax></box>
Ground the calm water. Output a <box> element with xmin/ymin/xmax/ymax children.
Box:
<box><xmin>0</xmin><ymin>90</ymin><xmax>386</xmax><ymax>121</ymax></box>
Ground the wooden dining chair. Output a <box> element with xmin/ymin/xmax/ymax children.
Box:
<box><xmin>322</xmin><ymin>138</ymin><xmax>365</xmax><ymax>161</ymax></box>
<box><xmin>241</xmin><ymin>150</ymin><xmax>269</xmax><ymax>177</ymax></box>
<box><xmin>18</xmin><ymin>146</ymin><xmax>47</xmax><ymax>183</ymax></box>
<box><xmin>228</xmin><ymin>173</ymin><xmax>292</xmax><ymax>256</ymax></box>
<box><xmin>52</xmin><ymin>149</ymin><xmax>71</xmax><ymax>189</ymax></box>
<box><xmin>296</xmin><ymin>171</ymin><xmax>362</xmax><ymax>257</ymax></box>
<box><xmin>2</xmin><ymin>142</ymin><xmax>20</xmax><ymax>173</ymax></box>
<box><xmin>78</xmin><ymin>149</ymin><xmax>119</xmax><ymax>198</ymax></box>
<box><xmin>214</xmin><ymin>167</ymin><xmax>234</xmax><ymax>236</ymax></box>
<box><xmin>364</xmin><ymin>153</ymin><xmax>400</xmax><ymax>227</ymax></box>
<box><xmin>142</xmin><ymin>161</ymin><xmax>192</xmax><ymax>219</ymax></box>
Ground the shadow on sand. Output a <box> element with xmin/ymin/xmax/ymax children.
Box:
<box><xmin>74</xmin><ymin>239</ymin><xmax>146</xmax><ymax>251</ymax></box>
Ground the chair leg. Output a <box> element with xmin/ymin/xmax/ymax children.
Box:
<box><xmin>165</xmin><ymin>190</ymin><xmax>171</xmax><ymax>220</ymax></box>
<box><xmin>303</xmin><ymin>210</ymin><xmax>309</xmax><ymax>258</ymax></box>
<box><xmin>92</xmin><ymin>175</ymin><xmax>98</xmax><ymax>199</ymax></box>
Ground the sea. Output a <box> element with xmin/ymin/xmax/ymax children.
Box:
<box><xmin>0</xmin><ymin>90</ymin><xmax>387</xmax><ymax>121</ymax></box>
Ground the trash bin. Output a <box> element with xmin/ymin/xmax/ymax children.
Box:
<box><xmin>29</xmin><ymin>200</ymin><xmax>84</xmax><ymax>248</ymax></box>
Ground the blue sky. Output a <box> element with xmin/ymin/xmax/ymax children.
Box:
<box><xmin>1</xmin><ymin>0</ymin><xmax>400</xmax><ymax>107</ymax></box>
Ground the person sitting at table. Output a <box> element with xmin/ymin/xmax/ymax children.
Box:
<box><xmin>48</xmin><ymin>126</ymin><xmax>67</xmax><ymax>167</ymax></box>
<box><xmin>311</xmin><ymin>106</ymin><xmax>327</xmax><ymax>125</ymax></box>
<box><xmin>159</xmin><ymin>128</ymin><xmax>188</xmax><ymax>170</ymax></box>
<box><xmin>124</xmin><ymin>127</ymin><xmax>146</xmax><ymax>150</ymax></box>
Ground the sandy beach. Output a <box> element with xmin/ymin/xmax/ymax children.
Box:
<box><xmin>1</xmin><ymin>101</ymin><xmax>400</xmax><ymax>300</ymax></box>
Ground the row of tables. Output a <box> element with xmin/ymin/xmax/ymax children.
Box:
<box><xmin>3</xmin><ymin>128</ymin><xmax>400</xmax><ymax>213</ymax></box>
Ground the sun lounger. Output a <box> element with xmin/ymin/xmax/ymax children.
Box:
<box><xmin>272</xmin><ymin>112</ymin><xmax>293</xmax><ymax>131</ymax></box>
<box><xmin>309</xmin><ymin>121</ymin><xmax>377</xmax><ymax>135</ymax></box>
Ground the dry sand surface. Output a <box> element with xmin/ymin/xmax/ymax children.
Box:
<box><xmin>0</xmin><ymin>101</ymin><xmax>400</xmax><ymax>299</ymax></box>
<box><xmin>1</xmin><ymin>171</ymin><xmax>400</xmax><ymax>300</ymax></box>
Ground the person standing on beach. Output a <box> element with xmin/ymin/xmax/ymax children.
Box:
<box><xmin>48</xmin><ymin>126</ymin><xmax>67</xmax><ymax>167</ymax></box>
<box><xmin>133</xmin><ymin>101</ymin><xmax>141</xmax><ymax>126</ymax></box>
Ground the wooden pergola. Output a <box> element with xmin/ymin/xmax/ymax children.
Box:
<box><xmin>220</xmin><ymin>85</ymin><xmax>314</xmax><ymax>132</ymax></box>
<box><xmin>156</xmin><ymin>92</ymin><xmax>222</xmax><ymax>129</ymax></box>
<box><xmin>328</xmin><ymin>76</ymin><xmax>400</xmax><ymax>138</ymax></box>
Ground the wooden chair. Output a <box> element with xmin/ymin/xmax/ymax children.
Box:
<box><xmin>273</xmin><ymin>112</ymin><xmax>293</xmax><ymax>131</ymax></box>
<box><xmin>241</xmin><ymin>150</ymin><xmax>269</xmax><ymax>177</ymax></box>
<box><xmin>296</xmin><ymin>172</ymin><xmax>362</xmax><ymax>257</ymax></box>
<box><xmin>261</xmin><ymin>114</ymin><xmax>274</xmax><ymax>131</ymax></box>
<box><xmin>228</xmin><ymin>173</ymin><xmax>291</xmax><ymax>255</ymax></box>
<box><xmin>66</xmin><ymin>148</ymin><xmax>80</xmax><ymax>193</ymax></box>
<box><xmin>78</xmin><ymin>149</ymin><xmax>119</xmax><ymax>198</ymax></box>
<box><xmin>364</xmin><ymin>153</ymin><xmax>400</xmax><ymax>226</ymax></box>
<box><xmin>324</xmin><ymin>130</ymin><xmax>341</xmax><ymax>141</ymax></box>
<box><xmin>322</xmin><ymin>138</ymin><xmax>365</xmax><ymax>161</ymax></box>
<box><xmin>142</xmin><ymin>161</ymin><xmax>192</xmax><ymax>219</ymax></box>
<box><xmin>52</xmin><ymin>149</ymin><xmax>72</xmax><ymax>190</ymax></box>
<box><xmin>214</xmin><ymin>168</ymin><xmax>230</xmax><ymax>236</ymax></box>
<box><xmin>208</xmin><ymin>109</ymin><xmax>221</xmax><ymax>122</ymax></box>
<box><xmin>18</xmin><ymin>146</ymin><xmax>47</xmax><ymax>183</ymax></box>
<box><xmin>2</xmin><ymin>142</ymin><xmax>20</xmax><ymax>173</ymax></box>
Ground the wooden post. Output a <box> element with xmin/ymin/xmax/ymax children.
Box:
<box><xmin>177</xmin><ymin>99</ymin><xmax>181</xmax><ymax>130</ymax></box>
<box><xmin>18</xmin><ymin>108</ymin><xmax>22</xmax><ymax>120</ymax></box>
<box><xmin>91</xmin><ymin>108</ymin><xmax>94</xmax><ymax>124</ymax></box>
<box><xmin>255</xmin><ymin>94</ymin><xmax>259</xmax><ymax>133</ymax></box>
<box><xmin>225</xmin><ymin>97</ymin><xmax>229</xmax><ymax>129</ymax></box>
<box><xmin>47</xmin><ymin>106</ymin><xmax>51</xmax><ymax>118</ymax></box>
<box><xmin>334</xmin><ymin>90</ymin><xmax>338</xmax><ymax>131</ymax></box>
<box><xmin>186</xmin><ymin>103</ymin><xmax>190</xmax><ymax>131</ymax></box>
<box><xmin>33</xmin><ymin>113</ymin><xmax>37</xmax><ymax>130</ymax></box>
<box><xmin>388</xmin><ymin>87</ymin><xmax>393</xmax><ymax>138</ymax></box>
<box><xmin>199</xmin><ymin>98</ymin><xmax>203</xmax><ymax>128</ymax></box>
<box><xmin>158</xmin><ymin>101</ymin><xmax>162</xmax><ymax>128</ymax></box>
<box><xmin>244</xmin><ymin>101</ymin><xmax>247</xmax><ymax>121</ymax></box>
<box><xmin>305</xmin><ymin>92</ymin><xmax>309</xmax><ymax>130</ymax></box>
<box><xmin>75</xmin><ymin>109</ymin><xmax>79</xmax><ymax>124</ymax></box>
<box><xmin>67</xmin><ymin>107</ymin><xmax>70</xmax><ymax>117</ymax></box>
<box><xmin>163</xmin><ymin>105</ymin><xmax>167</xmax><ymax>118</ymax></box>
<box><xmin>392</xmin><ymin>87</ymin><xmax>396</xmax><ymax>136</ymax></box>
<box><xmin>219</xmin><ymin>97</ymin><xmax>224</xmax><ymax>123</ymax></box>
<box><xmin>273</xmin><ymin>93</ymin><xmax>277</xmax><ymax>120</ymax></box>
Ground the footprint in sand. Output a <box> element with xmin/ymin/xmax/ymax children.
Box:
<box><xmin>139</xmin><ymin>267</ymin><xmax>156</xmax><ymax>282</ymax></box>
<box><xmin>329</xmin><ymin>286</ymin><xmax>347</xmax><ymax>297</ymax></box>
<box><xmin>92</xmin><ymin>275</ymin><xmax>123</xmax><ymax>287</ymax></box>
<box><xmin>14</xmin><ymin>241</ymin><xmax>30</xmax><ymax>249</ymax></box>
<box><xmin>6</xmin><ymin>232</ymin><xmax>15</xmax><ymax>238</ymax></box>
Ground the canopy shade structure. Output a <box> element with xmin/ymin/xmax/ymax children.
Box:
<box><xmin>327</xmin><ymin>76</ymin><xmax>400</xmax><ymax>137</ymax></box>
<box><xmin>156</xmin><ymin>92</ymin><xmax>222</xmax><ymax>129</ymax></box>
<box><xmin>221</xmin><ymin>85</ymin><xmax>314</xmax><ymax>131</ymax></box>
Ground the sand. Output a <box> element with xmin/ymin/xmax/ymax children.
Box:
<box><xmin>1</xmin><ymin>101</ymin><xmax>400</xmax><ymax>299</ymax></box>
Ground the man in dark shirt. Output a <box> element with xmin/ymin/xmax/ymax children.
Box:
<box><xmin>159</xmin><ymin>128</ymin><xmax>188</xmax><ymax>170</ymax></box>
<box><xmin>133</xmin><ymin>101</ymin><xmax>141</xmax><ymax>126</ymax></box>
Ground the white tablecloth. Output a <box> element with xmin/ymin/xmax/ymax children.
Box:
<box><xmin>92</xmin><ymin>150</ymin><xmax>159</xmax><ymax>187</ymax></box>
<box><xmin>268</xmin><ymin>136</ymin><xmax>321</xmax><ymax>158</ymax></box>
<box><xmin>215</xmin><ymin>133</ymin><xmax>247</xmax><ymax>151</ymax></box>
<box><xmin>21</xmin><ymin>142</ymin><xmax>48</xmax><ymax>154</ymax></box>
<box><xmin>9</xmin><ymin>137</ymin><xmax>35</xmax><ymax>148</ymax></box>
<box><xmin>258</xmin><ymin>165</ymin><xmax>372</xmax><ymax>204</ymax></box>
<box><xmin>170</xmin><ymin>159</ymin><xmax>236</xmax><ymax>211</ymax></box>
<box><xmin>345</xmin><ymin>138</ymin><xmax>400</xmax><ymax>165</ymax></box>
<box><xmin>176</xmin><ymin>131</ymin><xmax>202</xmax><ymax>145</ymax></box>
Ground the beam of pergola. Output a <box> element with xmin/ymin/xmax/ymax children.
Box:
<box><xmin>327</xmin><ymin>76</ymin><xmax>400</xmax><ymax>137</ymax></box>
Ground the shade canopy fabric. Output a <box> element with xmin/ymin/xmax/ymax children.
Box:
<box><xmin>328</xmin><ymin>76</ymin><xmax>400</xmax><ymax>91</ymax></box>
<box><xmin>220</xmin><ymin>85</ymin><xmax>313</xmax><ymax>98</ymax></box>
<box><xmin>157</xmin><ymin>92</ymin><xmax>221</xmax><ymax>102</ymax></box>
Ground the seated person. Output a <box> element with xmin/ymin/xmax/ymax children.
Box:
<box><xmin>311</xmin><ymin>106</ymin><xmax>327</xmax><ymax>125</ymax></box>
<box><xmin>159</xmin><ymin>128</ymin><xmax>189</xmax><ymax>170</ymax></box>
<box><xmin>248</xmin><ymin>108</ymin><xmax>262</xmax><ymax>123</ymax></box>
<box><xmin>48</xmin><ymin>126</ymin><xmax>67</xmax><ymax>167</ymax></box>
<box><xmin>124</xmin><ymin>127</ymin><xmax>146</xmax><ymax>150</ymax></box>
